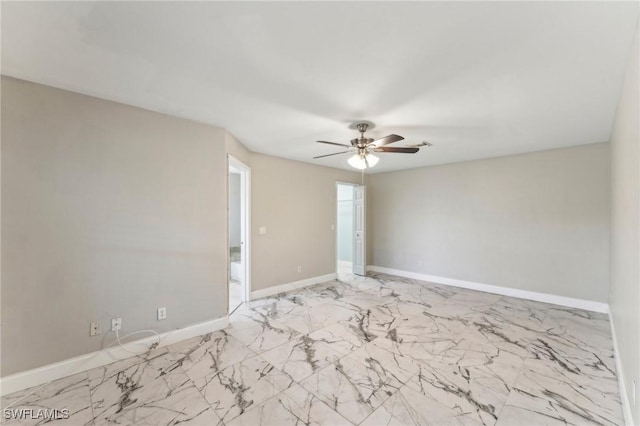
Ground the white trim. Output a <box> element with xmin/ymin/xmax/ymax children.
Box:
<box><xmin>367</xmin><ymin>265</ymin><xmax>609</xmax><ymax>313</ymax></box>
<box><xmin>250</xmin><ymin>273</ymin><xmax>337</xmax><ymax>300</ymax></box>
<box><xmin>609</xmin><ymin>313</ymin><xmax>635</xmax><ymax>426</ymax></box>
<box><xmin>0</xmin><ymin>316</ymin><xmax>229</xmax><ymax>396</ymax></box>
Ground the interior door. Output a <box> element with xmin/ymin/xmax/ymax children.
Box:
<box><xmin>353</xmin><ymin>185</ymin><xmax>366</xmax><ymax>275</ymax></box>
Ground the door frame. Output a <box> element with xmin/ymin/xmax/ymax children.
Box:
<box><xmin>335</xmin><ymin>181</ymin><xmax>358</xmax><ymax>275</ymax></box>
<box><xmin>229</xmin><ymin>155</ymin><xmax>251</xmax><ymax>308</ymax></box>
<box><xmin>352</xmin><ymin>184</ymin><xmax>366</xmax><ymax>276</ymax></box>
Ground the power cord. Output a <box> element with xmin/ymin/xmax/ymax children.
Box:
<box><xmin>4</xmin><ymin>328</ymin><xmax>162</xmax><ymax>410</ymax></box>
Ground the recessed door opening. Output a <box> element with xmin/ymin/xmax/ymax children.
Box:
<box><xmin>336</xmin><ymin>183</ymin><xmax>355</xmax><ymax>276</ymax></box>
<box><xmin>229</xmin><ymin>156</ymin><xmax>251</xmax><ymax>315</ymax></box>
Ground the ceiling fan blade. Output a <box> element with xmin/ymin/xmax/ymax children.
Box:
<box><xmin>374</xmin><ymin>147</ymin><xmax>419</xmax><ymax>153</ymax></box>
<box><xmin>317</xmin><ymin>140</ymin><xmax>351</xmax><ymax>148</ymax></box>
<box><xmin>313</xmin><ymin>150</ymin><xmax>351</xmax><ymax>159</ymax></box>
<box><xmin>405</xmin><ymin>141</ymin><xmax>433</xmax><ymax>148</ymax></box>
<box><xmin>371</xmin><ymin>134</ymin><xmax>404</xmax><ymax>147</ymax></box>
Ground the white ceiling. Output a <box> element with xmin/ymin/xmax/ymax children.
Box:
<box><xmin>2</xmin><ymin>2</ymin><xmax>638</xmax><ymax>173</ymax></box>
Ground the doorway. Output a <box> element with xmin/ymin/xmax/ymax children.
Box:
<box><xmin>228</xmin><ymin>156</ymin><xmax>250</xmax><ymax>314</ymax></box>
<box><xmin>336</xmin><ymin>183</ymin><xmax>355</xmax><ymax>276</ymax></box>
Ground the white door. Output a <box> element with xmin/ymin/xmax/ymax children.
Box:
<box><xmin>353</xmin><ymin>185</ymin><xmax>366</xmax><ymax>275</ymax></box>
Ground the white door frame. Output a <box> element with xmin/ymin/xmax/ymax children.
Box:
<box><xmin>229</xmin><ymin>155</ymin><xmax>251</xmax><ymax>308</ymax></box>
<box><xmin>352</xmin><ymin>184</ymin><xmax>366</xmax><ymax>276</ymax></box>
<box><xmin>335</xmin><ymin>182</ymin><xmax>358</xmax><ymax>275</ymax></box>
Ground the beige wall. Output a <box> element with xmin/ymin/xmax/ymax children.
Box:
<box><xmin>369</xmin><ymin>143</ymin><xmax>610</xmax><ymax>303</ymax></box>
<box><xmin>609</xmin><ymin>22</ymin><xmax>640</xmax><ymax>423</ymax></box>
<box><xmin>225</xmin><ymin>131</ymin><xmax>251</xmax><ymax>166</ymax></box>
<box><xmin>1</xmin><ymin>77</ymin><xmax>229</xmax><ymax>375</ymax></box>
<box><xmin>250</xmin><ymin>153</ymin><xmax>362</xmax><ymax>290</ymax></box>
<box><xmin>0</xmin><ymin>76</ymin><xmax>363</xmax><ymax>375</ymax></box>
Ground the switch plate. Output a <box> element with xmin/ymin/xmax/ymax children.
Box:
<box><xmin>157</xmin><ymin>307</ymin><xmax>167</xmax><ymax>321</ymax></box>
<box><xmin>259</xmin><ymin>226</ymin><xmax>267</xmax><ymax>235</ymax></box>
<box><xmin>297</xmin><ymin>265</ymin><xmax>302</xmax><ymax>273</ymax></box>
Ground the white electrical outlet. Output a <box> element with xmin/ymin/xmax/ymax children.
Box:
<box><xmin>157</xmin><ymin>307</ymin><xmax>167</xmax><ymax>321</ymax></box>
<box><xmin>297</xmin><ymin>265</ymin><xmax>302</xmax><ymax>273</ymax></box>
<box><xmin>111</xmin><ymin>317</ymin><xmax>122</xmax><ymax>332</ymax></box>
<box><xmin>90</xmin><ymin>322</ymin><xmax>101</xmax><ymax>336</ymax></box>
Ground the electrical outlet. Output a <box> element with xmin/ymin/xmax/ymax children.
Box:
<box><xmin>297</xmin><ymin>265</ymin><xmax>302</xmax><ymax>273</ymax></box>
<box><xmin>111</xmin><ymin>317</ymin><xmax>122</xmax><ymax>332</ymax></box>
<box><xmin>157</xmin><ymin>307</ymin><xmax>167</xmax><ymax>321</ymax></box>
<box><xmin>90</xmin><ymin>322</ymin><xmax>101</xmax><ymax>336</ymax></box>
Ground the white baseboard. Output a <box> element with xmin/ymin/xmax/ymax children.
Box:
<box><xmin>609</xmin><ymin>313</ymin><xmax>635</xmax><ymax>426</ymax></box>
<box><xmin>0</xmin><ymin>316</ymin><xmax>229</xmax><ymax>397</ymax></box>
<box><xmin>250</xmin><ymin>273</ymin><xmax>337</xmax><ymax>300</ymax></box>
<box><xmin>367</xmin><ymin>265</ymin><xmax>609</xmax><ymax>313</ymax></box>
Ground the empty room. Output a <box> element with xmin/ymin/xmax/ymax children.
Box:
<box><xmin>1</xmin><ymin>2</ymin><xmax>639</xmax><ymax>425</ymax></box>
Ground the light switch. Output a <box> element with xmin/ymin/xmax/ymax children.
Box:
<box><xmin>259</xmin><ymin>226</ymin><xmax>267</xmax><ymax>235</ymax></box>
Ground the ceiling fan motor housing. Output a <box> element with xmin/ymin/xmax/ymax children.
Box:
<box><xmin>351</xmin><ymin>137</ymin><xmax>374</xmax><ymax>148</ymax></box>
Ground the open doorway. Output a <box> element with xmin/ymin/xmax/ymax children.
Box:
<box><xmin>229</xmin><ymin>156</ymin><xmax>250</xmax><ymax>314</ymax></box>
<box><xmin>336</xmin><ymin>183</ymin><xmax>355</xmax><ymax>276</ymax></box>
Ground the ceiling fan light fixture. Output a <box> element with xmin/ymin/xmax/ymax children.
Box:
<box><xmin>348</xmin><ymin>153</ymin><xmax>379</xmax><ymax>170</ymax></box>
<box><xmin>348</xmin><ymin>154</ymin><xmax>367</xmax><ymax>170</ymax></box>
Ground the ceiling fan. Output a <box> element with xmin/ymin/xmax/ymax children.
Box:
<box><xmin>314</xmin><ymin>122</ymin><xmax>431</xmax><ymax>169</ymax></box>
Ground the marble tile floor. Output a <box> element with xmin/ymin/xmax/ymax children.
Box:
<box><xmin>2</xmin><ymin>271</ymin><xmax>623</xmax><ymax>425</ymax></box>
<box><xmin>229</xmin><ymin>279</ymin><xmax>243</xmax><ymax>314</ymax></box>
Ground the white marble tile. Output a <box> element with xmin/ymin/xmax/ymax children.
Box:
<box><xmin>1</xmin><ymin>372</ymin><xmax>93</xmax><ymax>426</ymax></box>
<box><xmin>299</xmin><ymin>280</ymin><xmax>361</xmax><ymax>303</ymax></box>
<box><xmin>196</xmin><ymin>355</ymin><xmax>294</xmax><ymax>423</ymax></box>
<box><xmin>498</xmin><ymin>357</ymin><xmax>623</xmax><ymax>426</ymax></box>
<box><xmin>345</xmin><ymin>337</ymin><xmax>422</xmax><ymax>384</ymax></box>
<box><xmin>250</xmin><ymin>296</ymin><xmax>312</xmax><ymax>320</ymax></box>
<box><xmin>4</xmin><ymin>272</ymin><xmax>622</xmax><ymax>426</ymax></box>
<box><xmin>540</xmin><ymin>307</ymin><xmax>614</xmax><ymax>357</ymax></box>
<box><xmin>338</xmin><ymin>293</ymin><xmax>395</xmax><ymax>310</ymax></box>
<box><xmin>528</xmin><ymin>327</ymin><xmax>617</xmax><ymax>384</ymax></box>
<box><xmin>427</xmin><ymin>290</ymin><xmax>502</xmax><ymax>317</ymax></box>
<box><xmin>227</xmin><ymin>319</ymin><xmax>299</xmax><ymax>354</ymax></box>
<box><xmin>461</xmin><ymin>311</ymin><xmax>541</xmax><ymax>360</ymax></box>
<box><xmin>307</xmin><ymin>321</ymin><xmax>371</xmax><ymax>356</ymax></box>
<box><xmin>278</xmin><ymin>302</ymin><xmax>363</xmax><ymax>335</ymax></box>
<box><xmin>376</xmin><ymin>299</ymin><xmax>433</xmax><ymax>319</ymax></box>
<box><xmin>384</xmin><ymin>312</ymin><xmax>463</xmax><ymax>346</ymax></box>
<box><xmin>168</xmin><ymin>330</ymin><xmax>255</xmax><ymax>383</ymax></box>
<box><xmin>341</xmin><ymin>304</ymin><xmax>411</xmax><ymax>342</ymax></box>
<box><xmin>361</xmin><ymin>384</ymin><xmax>482</xmax><ymax>426</ymax></box>
<box><xmin>299</xmin><ymin>355</ymin><xmax>403</xmax><ymax>424</ymax></box>
<box><xmin>88</xmin><ymin>350</ymin><xmax>216</xmax><ymax>425</ymax></box>
<box><xmin>404</xmin><ymin>352</ymin><xmax>517</xmax><ymax>426</ymax></box>
<box><xmin>226</xmin><ymin>384</ymin><xmax>353</xmax><ymax>426</ymax></box>
<box><xmin>229</xmin><ymin>305</ymin><xmax>278</xmax><ymax>330</ymax></box>
<box><xmin>259</xmin><ymin>335</ymin><xmax>342</xmax><ymax>382</ymax></box>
